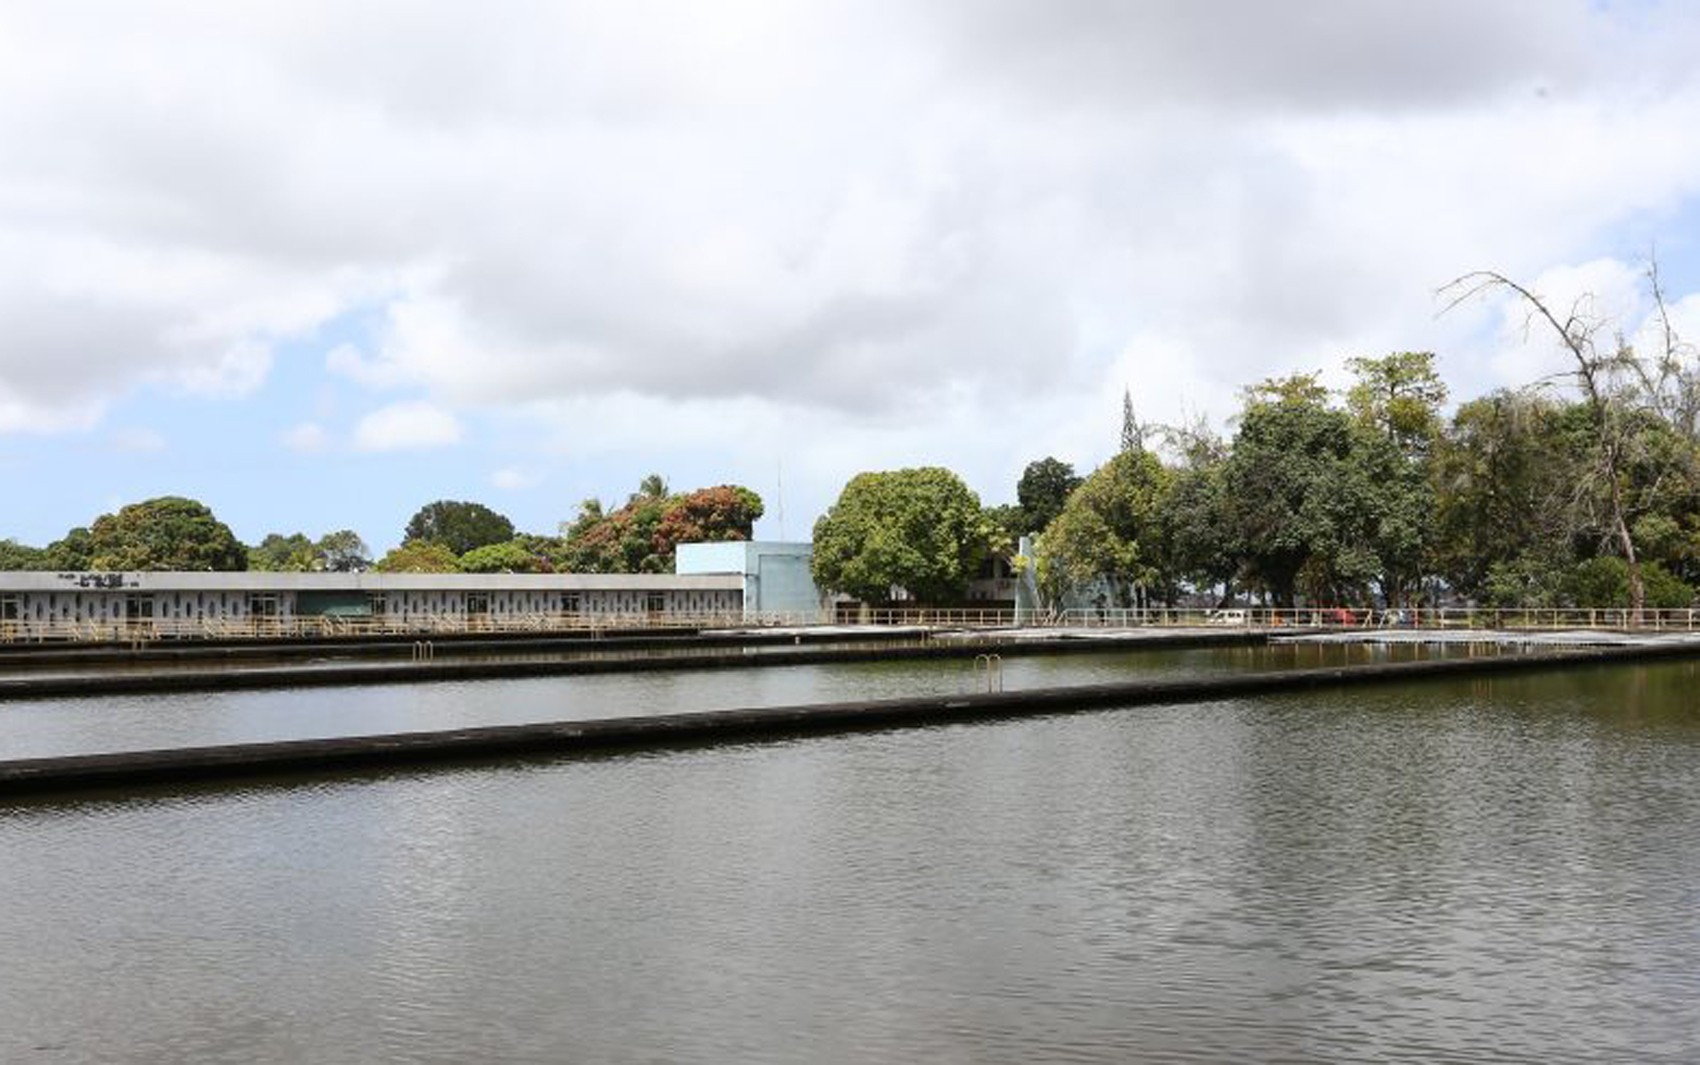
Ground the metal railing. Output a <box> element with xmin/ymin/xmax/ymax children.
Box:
<box><xmin>4</xmin><ymin>604</ymin><xmax>1699</xmax><ymax>647</ymax></box>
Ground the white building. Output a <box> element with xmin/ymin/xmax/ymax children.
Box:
<box><xmin>0</xmin><ymin>568</ymin><xmax>748</xmax><ymax>638</ymax></box>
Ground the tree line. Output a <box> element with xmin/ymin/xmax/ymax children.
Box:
<box><xmin>811</xmin><ymin>297</ymin><xmax>1700</xmax><ymax>615</ymax></box>
<box><xmin>0</xmin><ymin>477</ymin><xmax>764</xmax><ymax>576</ymax></box>
<box><xmin>5</xmin><ymin>266</ymin><xmax>1694</xmax><ymax>609</ymax></box>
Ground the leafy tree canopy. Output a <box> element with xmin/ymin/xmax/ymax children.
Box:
<box><xmin>1568</xmin><ymin>556</ymin><xmax>1693</xmax><ymax>610</ymax></box>
<box><xmin>811</xmin><ymin>467</ymin><xmax>986</xmax><ymax>604</ymax></box>
<box><xmin>373</xmin><ymin>540</ymin><xmax>462</xmax><ymax>573</ymax></box>
<box><xmin>403</xmin><ymin>500</ymin><xmax>515</xmax><ymax>556</ymax></box>
<box><xmin>44</xmin><ymin>527</ymin><xmax>93</xmax><ymax>571</ymax></box>
<box><xmin>559</xmin><ymin>481</ymin><xmax>763</xmax><ymax>574</ymax></box>
<box><xmin>1016</xmin><ymin>457</ymin><xmax>1082</xmax><ymax>536</ymax></box>
<box><xmin>1222</xmin><ymin>382</ymin><xmax>1354</xmax><ymax>607</ymax></box>
<box><xmin>87</xmin><ymin>497</ymin><xmax>247</xmax><ymax>571</ymax></box>
<box><xmin>316</xmin><ymin>530</ymin><xmax>372</xmax><ymax>573</ymax></box>
<box><xmin>249</xmin><ymin>529</ymin><xmax>372</xmax><ymax>572</ymax></box>
<box><xmin>1035</xmin><ymin>450</ymin><xmax>1172</xmax><ymax>606</ymax></box>
<box><xmin>0</xmin><ymin>539</ymin><xmax>48</xmax><ymax>571</ymax></box>
<box><xmin>460</xmin><ymin>539</ymin><xmax>555</xmax><ymax>574</ymax></box>
<box><xmin>1346</xmin><ymin>351</ymin><xmax>1448</xmax><ymax>450</ymax></box>
<box><xmin>249</xmin><ymin>533</ymin><xmax>317</xmax><ymax>572</ymax></box>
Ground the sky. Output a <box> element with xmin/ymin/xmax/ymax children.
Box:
<box><xmin>5</xmin><ymin>0</ymin><xmax>1700</xmax><ymax>556</ymax></box>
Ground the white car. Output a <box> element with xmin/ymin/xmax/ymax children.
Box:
<box><xmin>1205</xmin><ymin>609</ymin><xmax>1248</xmax><ymax>626</ymax></box>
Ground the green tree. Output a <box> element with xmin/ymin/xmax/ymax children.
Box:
<box><xmin>560</xmin><ymin>488</ymin><xmax>673</xmax><ymax>574</ymax></box>
<box><xmin>249</xmin><ymin>532</ymin><xmax>317</xmax><ymax>571</ymax></box>
<box><xmin>1035</xmin><ymin>450</ymin><xmax>1173</xmax><ymax>608</ymax></box>
<box><xmin>632</xmin><ymin>474</ymin><xmax>669</xmax><ymax>503</ymax></box>
<box><xmin>44</xmin><ymin>527</ymin><xmax>93</xmax><ymax>570</ymax></box>
<box><xmin>1345</xmin><ymin>352</ymin><xmax>1449</xmax><ymax>451</ymax></box>
<box><xmin>1016</xmin><ymin>457</ymin><xmax>1082</xmax><ymax>535</ymax></box>
<box><xmin>402</xmin><ymin>500</ymin><xmax>515</xmax><ymax>556</ymax></box>
<box><xmin>1163</xmin><ymin>447</ymin><xmax>1238</xmax><ymax>603</ymax></box>
<box><xmin>87</xmin><ymin>497</ymin><xmax>247</xmax><ymax>571</ymax></box>
<box><xmin>460</xmin><ymin>539</ymin><xmax>552</xmax><ymax>574</ymax></box>
<box><xmin>0</xmin><ymin>539</ymin><xmax>48</xmax><ymax>570</ymax></box>
<box><xmin>1443</xmin><ymin>267</ymin><xmax>1700</xmax><ymax>620</ymax></box>
<box><xmin>316</xmin><ymin>530</ymin><xmax>372</xmax><ymax>573</ymax></box>
<box><xmin>1432</xmin><ymin>391</ymin><xmax>1575</xmax><ymax>603</ymax></box>
<box><xmin>1221</xmin><ymin>376</ymin><xmax>1353</xmax><ymax>607</ymax></box>
<box><xmin>373</xmin><ymin>540</ymin><xmax>462</xmax><ymax>573</ymax></box>
<box><xmin>982</xmin><ymin>504</ymin><xmax>1027</xmax><ymax>554</ymax></box>
<box><xmin>1567</xmin><ymin>556</ymin><xmax>1693</xmax><ymax>610</ymax></box>
<box><xmin>811</xmin><ymin>467</ymin><xmax>987</xmax><ymax>604</ymax></box>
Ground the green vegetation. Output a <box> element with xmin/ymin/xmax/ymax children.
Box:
<box><xmin>87</xmin><ymin>497</ymin><xmax>247</xmax><ymax>572</ymax></box>
<box><xmin>811</xmin><ymin>467</ymin><xmax>987</xmax><ymax>604</ymax></box>
<box><xmin>556</xmin><ymin>481</ymin><xmax>764</xmax><ymax>574</ymax></box>
<box><xmin>402</xmin><ymin>501</ymin><xmax>516</xmax><ymax>557</ymax></box>
<box><xmin>1036</xmin><ymin>450</ymin><xmax>1171</xmax><ymax>608</ymax></box>
<box><xmin>373</xmin><ymin>540</ymin><xmax>462</xmax><ymax>573</ymax></box>
<box><xmin>250</xmin><ymin>530</ymin><xmax>374</xmax><ymax>573</ymax></box>
<box><xmin>3</xmin><ymin>258</ymin><xmax>1696</xmax><ymax>614</ymax></box>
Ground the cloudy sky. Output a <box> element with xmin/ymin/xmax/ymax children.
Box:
<box><xmin>4</xmin><ymin>0</ymin><xmax>1700</xmax><ymax>554</ymax></box>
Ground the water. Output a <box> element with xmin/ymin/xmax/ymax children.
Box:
<box><xmin>0</xmin><ymin>641</ymin><xmax>1494</xmax><ymax>759</ymax></box>
<box><xmin>3</xmin><ymin>658</ymin><xmax>1698</xmax><ymax>1062</ymax></box>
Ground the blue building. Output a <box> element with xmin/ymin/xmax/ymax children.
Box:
<box><xmin>673</xmin><ymin>541</ymin><xmax>824</xmax><ymax>618</ymax></box>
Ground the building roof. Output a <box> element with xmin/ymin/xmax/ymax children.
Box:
<box><xmin>0</xmin><ymin>571</ymin><xmax>743</xmax><ymax>593</ymax></box>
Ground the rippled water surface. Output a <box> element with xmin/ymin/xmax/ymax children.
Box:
<box><xmin>0</xmin><ymin>641</ymin><xmax>1488</xmax><ymax>759</ymax></box>
<box><xmin>3</xmin><ymin>659</ymin><xmax>1699</xmax><ymax>1062</ymax></box>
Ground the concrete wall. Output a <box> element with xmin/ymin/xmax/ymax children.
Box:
<box><xmin>675</xmin><ymin>541</ymin><xmax>823</xmax><ymax>616</ymax></box>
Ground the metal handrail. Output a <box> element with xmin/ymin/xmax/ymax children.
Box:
<box><xmin>1</xmin><ymin>604</ymin><xmax>1697</xmax><ymax>646</ymax></box>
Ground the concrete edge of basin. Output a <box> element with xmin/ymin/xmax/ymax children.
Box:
<box><xmin>2</xmin><ymin>640</ymin><xmax>1695</xmax><ymax>798</ymax></box>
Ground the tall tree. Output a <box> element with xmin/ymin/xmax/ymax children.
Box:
<box><xmin>811</xmin><ymin>468</ymin><xmax>987</xmax><ymax>604</ymax></box>
<box><xmin>1221</xmin><ymin>375</ymin><xmax>1353</xmax><ymax>607</ymax></box>
<box><xmin>402</xmin><ymin>500</ymin><xmax>515</xmax><ymax>557</ymax></box>
<box><xmin>1444</xmin><ymin>271</ymin><xmax>1660</xmax><ymax>618</ymax></box>
<box><xmin>373</xmin><ymin>540</ymin><xmax>462</xmax><ymax>573</ymax></box>
<box><xmin>249</xmin><ymin>533</ymin><xmax>317</xmax><ymax>571</ymax></box>
<box><xmin>87</xmin><ymin>497</ymin><xmax>247</xmax><ymax>571</ymax></box>
<box><xmin>633</xmin><ymin>474</ymin><xmax>669</xmax><ymax>503</ymax></box>
<box><xmin>1035</xmin><ymin>449</ymin><xmax>1173</xmax><ymax>608</ymax></box>
<box><xmin>1016</xmin><ymin>457</ymin><xmax>1083</xmax><ymax>535</ymax></box>
<box><xmin>1161</xmin><ymin>420</ymin><xmax>1238</xmax><ymax>603</ymax></box>
<box><xmin>1344</xmin><ymin>353</ymin><xmax>1447</xmax><ymax>605</ymax></box>
<box><xmin>460</xmin><ymin>539</ymin><xmax>553</xmax><ymax>574</ymax></box>
<box><xmin>1346</xmin><ymin>351</ymin><xmax>1448</xmax><ymax>452</ymax></box>
<box><xmin>316</xmin><ymin>530</ymin><xmax>372</xmax><ymax>572</ymax></box>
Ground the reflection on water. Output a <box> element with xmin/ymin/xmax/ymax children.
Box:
<box><xmin>2</xmin><ymin>662</ymin><xmax>1699</xmax><ymax>1061</ymax></box>
<box><xmin>0</xmin><ymin>641</ymin><xmax>1498</xmax><ymax>760</ymax></box>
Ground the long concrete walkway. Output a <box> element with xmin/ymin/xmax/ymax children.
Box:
<box><xmin>4</xmin><ymin>638</ymin><xmax>1698</xmax><ymax>797</ymax></box>
<box><xmin>0</xmin><ymin>627</ymin><xmax>1269</xmax><ymax>700</ymax></box>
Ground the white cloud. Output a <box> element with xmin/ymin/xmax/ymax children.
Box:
<box><xmin>3</xmin><ymin>0</ymin><xmax>1700</xmax><ymax>524</ymax></box>
<box><xmin>353</xmin><ymin>402</ymin><xmax>462</xmax><ymax>452</ymax></box>
<box><xmin>107</xmin><ymin>426</ymin><xmax>166</xmax><ymax>453</ymax></box>
<box><xmin>491</xmin><ymin>467</ymin><xmax>539</xmax><ymax>491</ymax></box>
<box><xmin>281</xmin><ymin>421</ymin><xmax>329</xmax><ymax>452</ymax></box>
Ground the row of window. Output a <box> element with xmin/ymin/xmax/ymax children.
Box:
<box><xmin>1</xmin><ymin>591</ymin><xmax>721</xmax><ymax>623</ymax></box>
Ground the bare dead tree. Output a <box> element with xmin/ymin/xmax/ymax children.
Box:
<box><xmin>1637</xmin><ymin>256</ymin><xmax>1700</xmax><ymax>440</ymax></box>
<box><xmin>1441</xmin><ymin>269</ymin><xmax>1647</xmax><ymax>621</ymax></box>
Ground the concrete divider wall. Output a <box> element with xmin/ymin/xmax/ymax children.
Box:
<box><xmin>2</xmin><ymin>641</ymin><xmax>1696</xmax><ymax>797</ymax></box>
